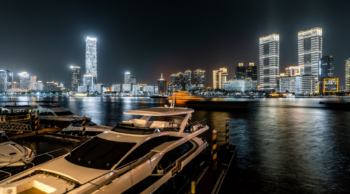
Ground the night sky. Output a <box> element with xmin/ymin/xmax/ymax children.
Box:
<box><xmin>1</xmin><ymin>1</ymin><xmax>350</xmax><ymax>87</ymax></box>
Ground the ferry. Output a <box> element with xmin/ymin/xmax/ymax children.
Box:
<box><xmin>0</xmin><ymin>103</ymin><xmax>209</xmax><ymax>194</ymax></box>
<box><xmin>0</xmin><ymin>131</ymin><xmax>35</xmax><ymax>167</ymax></box>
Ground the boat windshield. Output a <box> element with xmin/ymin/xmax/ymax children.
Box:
<box><xmin>65</xmin><ymin>137</ymin><xmax>136</xmax><ymax>170</ymax></box>
<box><xmin>0</xmin><ymin>133</ymin><xmax>10</xmax><ymax>143</ymax></box>
<box><xmin>55</xmin><ymin>111</ymin><xmax>74</xmax><ymax>116</ymax></box>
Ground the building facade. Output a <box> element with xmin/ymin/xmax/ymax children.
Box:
<box><xmin>346</xmin><ymin>59</ymin><xmax>350</xmax><ymax>92</ymax></box>
<box><xmin>30</xmin><ymin>76</ymin><xmax>37</xmax><ymax>90</ymax></box>
<box><xmin>236</xmin><ymin>63</ymin><xmax>246</xmax><ymax>80</ymax></box>
<box><xmin>259</xmin><ymin>34</ymin><xmax>280</xmax><ymax>91</ymax></box>
<box><xmin>184</xmin><ymin>70</ymin><xmax>192</xmax><ymax>85</ymax></box>
<box><xmin>223</xmin><ymin>80</ymin><xmax>257</xmax><ymax>92</ymax></box>
<box><xmin>193</xmin><ymin>69</ymin><xmax>206</xmax><ymax>86</ymax></box>
<box><xmin>0</xmin><ymin>69</ymin><xmax>13</xmax><ymax>92</ymax></box>
<box><xmin>298</xmin><ymin>27</ymin><xmax>322</xmax><ymax>79</ymax></box>
<box><xmin>295</xmin><ymin>75</ymin><xmax>316</xmax><ymax>94</ymax></box>
<box><xmin>19</xmin><ymin>72</ymin><xmax>30</xmax><ymax>90</ymax></box>
<box><xmin>285</xmin><ymin>66</ymin><xmax>300</xmax><ymax>76</ymax></box>
<box><xmin>246</xmin><ymin>63</ymin><xmax>257</xmax><ymax>81</ymax></box>
<box><xmin>70</xmin><ymin>66</ymin><xmax>81</xmax><ymax>91</ymax></box>
<box><xmin>83</xmin><ymin>74</ymin><xmax>96</xmax><ymax>86</ymax></box>
<box><xmin>278</xmin><ymin>76</ymin><xmax>297</xmax><ymax>93</ymax></box>
<box><xmin>157</xmin><ymin>73</ymin><xmax>167</xmax><ymax>93</ymax></box>
<box><xmin>36</xmin><ymin>81</ymin><xmax>44</xmax><ymax>91</ymax></box>
<box><xmin>85</xmin><ymin>37</ymin><xmax>97</xmax><ymax>78</ymax></box>
<box><xmin>213</xmin><ymin>67</ymin><xmax>228</xmax><ymax>89</ymax></box>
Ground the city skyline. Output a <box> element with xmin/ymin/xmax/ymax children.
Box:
<box><xmin>1</xmin><ymin>1</ymin><xmax>350</xmax><ymax>87</ymax></box>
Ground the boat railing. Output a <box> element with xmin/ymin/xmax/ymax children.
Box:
<box><xmin>0</xmin><ymin>145</ymin><xmax>77</xmax><ymax>181</ymax></box>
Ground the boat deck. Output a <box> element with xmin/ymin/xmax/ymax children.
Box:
<box><xmin>18</xmin><ymin>188</ymin><xmax>47</xmax><ymax>194</ymax></box>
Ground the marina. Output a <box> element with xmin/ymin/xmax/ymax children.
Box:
<box><xmin>0</xmin><ymin>96</ymin><xmax>349</xmax><ymax>193</ymax></box>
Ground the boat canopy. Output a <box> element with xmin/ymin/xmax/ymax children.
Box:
<box><xmin>124</xmin><ymin>107</ymin><xmax>194</xmax><ymax>116</ymax></box>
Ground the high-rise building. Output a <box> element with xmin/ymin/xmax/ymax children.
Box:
<box><xmin>236</xmin><ymin>63</ymin><xmax>246</xmax><ymax>80</ymax></box>
<box><xmin>70</xmin><ymin>66</ymin><xmax>81</xmax><ymax>91</ymax></box>
<box><xmin>83</xmin><ymin>74</ymin><xmax>96</xmax><ymax>86</ymax></box>
<box><xmin>157</xmin><ymin>73</ymin><xmax>167</xmax><ymax>93</ymax></box>
<box><xmin>296</xmin><ymin>75</ymin><xmax>316</xmax><ymax>94</ymax></box>
<box><xmin>319</xmin><ymin>56</ymin><xmax>334</xmax><ymax>81</ymax></box>
<box><xmin>19</xmin><ymin>72</ymin><xmax>30</xmax><ymax>90</ymax></box>
<box><xmin>36</xmin><ymin>81</ymin><xmax>44</xmax><ymax>91</ymax></box>
<box><xmin>0</xmin><ymin>69</ymin><xmax>13</xmax><ymax>92</ymax></box>
<box><xmin>259</xmin><ymin>34</ymin><xmax>280</xmax><ymax>91</ymax></box>
<box><xmin>29</xmin><ymin>76</ymin><xmax>37</xmax><ymax>90</ymax></box>
<box><xmin>130</xmin><ymin>76</ymin><xmax>137</xmax><ymax>84</ymax></box>
<box><xmin>193</xmin><ymin>69</ymin><xmax>206</xmax><ymax>85</ymax></box>
<box><xmin>298</xmin><ymin>27</ymin><xmax>322</xmax><ymax>79</ymax></box>
<box><xmin>85</xmin><ymin>37</ymin><xmax>97</xmax><ymax>78</ymax></box>
<box><xmin>184</xmin><ymin>70</ymin><xmax>192</xmax><ymax>85</ymax></box>
<box><xmin>45</xmin><ymin>81</ymin><xmax>61</xmax><ymax>92</ymax></box>
<box><xmin>285</xmin><ymin>66</ymin><xmax>300</xmax><ymax>76</ymax></box>
<box><xmin>246</xmin><ymin>63</ymin><xmax>257</xmax><ymax>81</ymax></box>
<box><xmin>345</xmin><ymin>59</ymin><xmax>350</xmax><ymax>92</ymax></box>
<box><xmin>213</xmin><ymin>67</ymin><xmax>228</xmax><ymax>89</ymax></box>
<box><xmin>124</xmin><ymin>72</ymin><xmax>131</xmax><ymax>84</ymax></box>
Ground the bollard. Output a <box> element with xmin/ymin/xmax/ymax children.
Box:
<box><xmin>82</xmin><ymin>117</ymin><xmax>86</xmax><ymax>135</ymax></box>
<box><xmin>225</xmin><ymin>118</ymin><xmax>229</xmax><ymax>150</ymax></box>
<box><xmin>35</xmin><ymin>111</ymin><xmax>39</xmax><ymax>135</ymax></box>
<box><xmin>212</xmin><ymin>129</ymin><xmax>217</xmax><ymax>170</ymax></box>
<box><xmin>191</xmin><ymin>181</ymin><xmax>196</xmax><ymax>194</ymax></box>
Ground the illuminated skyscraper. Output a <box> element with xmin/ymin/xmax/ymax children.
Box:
<box><xmin>236</xmin><ymin>63</ymin><xmax>246</xmax><ymax>80</ymax></box>
<box><xmin>319</xmin><ymin>55</ymin><xmax>334</xmax><ymax>92</ymax></box>
<box><xmin>29</xmin><ymin>76</ymin><xmax>37</xmax><ymax>90</ymax></box>
<box><xmin>0</xmin><ymin>69</ymin><xmax>13</xmax><ymax>91</ymax></box>
<box><xmin>285</xmin><ymin>66</ymin><xmax>300</xmax><ymax>76</ymax></box>
<box><xmin>184</xmin><ymin>70</ymin><xmax>192</xmax><ymax>85</ymax></box>
<box><xmin>193</xmin><ymin>69</ymin><xmax>206</xmax><ymax>85</ymax></box>
<box><xmin>259</xmin><ymin>34</ymin><xmax>279</xmax><ymax>91</ymax></box>
<box><xmin>345</xmin><ymin>59</ymin><xmax>350</xmax><ymax>92</ymax></box>
<box><xmin>298</xmin><ymin>27</ymin><xmax>322</xmax><ymax>79</ymax></box>
<box><xmin>213</xmin><ymin>67</ymin><xmax>228</xmax><ymax>89</ymax></box>
<box><xmin>70</xmin><ymin>66</ymin><xmax>81</xmax><ymax>91</ymax></box>
<box><xmin>19</xmin><ymin>72</ymin><xmax>30</xmax><ymax>90</ymax></box>
<box><xmin>85</xmin><ymin>37</ymin><xmax>97</xmax><ymax>78</ymax></box>
<box><xmin>246</xmin><ymin>63</ymin><xmax>257</xmax><ymax>81</ymax></box>
<box><xmin>124</xmin><ymin>72</ymin><xmax>131</xmax><ymax>84</ymax></box>
<box><xmin>157</xmin><ymin>73</ymin><xmax>167</xmax><ymax>93</ymax></box>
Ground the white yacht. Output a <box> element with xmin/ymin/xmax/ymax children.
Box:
<box><xmin>61</xmin><ymin>121</ymin><xmax>112</xmax><ymax>136</ymax></box>
<box><xmin>34</xmin><ymin>105</ymin><xmax>91</xmax><ymax>128</ymax></box>
<box><xmin>0</xmin><ymin>106</ymin><xmax>209</xmax><ymax>194</ymax></box>
<box><xmin>0</xmin><ymin>131</ymin><xmax>35</xmax><ymax>167</ymax></box>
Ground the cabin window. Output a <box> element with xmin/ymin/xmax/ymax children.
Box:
<box><xmin>39</xmin><ymin>112</ymin><xmax>54</xmax><ymax>116</ymax></box>
<box><xmin>55</xmin><ymin>111</ymin><xmax>74</xmax><ymax>116</ymax></box>
<box><xmin>117</xmin><ymin>136</ymin><xmax>181</xmax><ymax>168</ymax></box>
<box><xmin>65</xmin><ymin>137</ymin><xmax>136</xmax><ymax>170</ymax></box>
<box><xmin>0</xmin><ymin>134</ymin><xmax>10</xmax><ymax>143</ymax></box>
<box><xmin>157</xmin><ymin>141</ymin><xmax>194</xmax><ymax>170</ymax></box>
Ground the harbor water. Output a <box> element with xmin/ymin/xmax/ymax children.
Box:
<box><xmin>1</xmin><ymin>96</ymin><xmax>350</xmax><ymax>193</ymax></box>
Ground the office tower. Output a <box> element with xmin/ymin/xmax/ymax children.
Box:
<box><xmin>184</xmin><ymin>70</ymin><xmax>192</xmax><ymax>85</ymax></box>
<box><xmin>85</xmin><ymin>37</ymin><xmax>97</xmax><ymax>78</ymax></box>
<box><xmin>157</xmin><ymin>73</ymin><xmax>167</xmax><ymax>93</ymax></box>
<box><xmin>170</xmin><ymin>74</ymin><xmax>177</xmax><ymax>85</ymax></box>
<box><xmin>45</xmin><ymin>81</ymin><xmax>60</xmax><ymax>92</ymax></box>
<box><xmin>236</xmin><ymin>63</ymin><xmax>246</xmax><ymax>80</ymax></box>
<box><xmin>285</xmin><ymin>66</ymin><xmax>300</xmax><ymax>76</ymax></box>
<box><xmin>223</xmin><ymin>80</ymin><xmax>258</xmax><ymax>92</ymax></box>
<box><xmin>193</xmin><ymin>69</ymin><xmax>206</xmax><ymax>85</ymax></box>
<box><xmin>296</xmin><ymin>75</ymin><xmax>316</xmax><ymax>94</ymax></box>
<box><xmin>319</xmin><ymin>56</ymin><xmax>334</xmax><ymax>81</ymax></box>
<box><xmin>70</xmin><ymin>66</ymin><xmax>81</xmax><ymax>91</ymax></box>
<box><xmin>213</xmin><ymin>67</ymin><xmax>228</xmax><ymax>89</ymax></box>
<box><xmin>176</xmin><ymin>72</ymin><xmax>184</xmax><ymax>85</ymax></box>
<box><xmin>36</xmin><ymin>81</ymin><xmax>44</xmax><ymax>91</ymax></box>
<box><xmin>298</xmin><ymin>27</ymin><xmax>322</xmax><ymax>79</ymax></box>
<box><xmin>346</xmin><ymin>59</ymin><xmax>350</xmax><ymax>92</ymax></box>
<box><xmin>130</xmin><ymin>76</ymin><xmax>137</xmax><ymax>84</ymax></box>
<box><xmin>278</xmin><ymin>76</ymin><xmax>297</xmax><ymax>93</ymax></box>
<box><xmin>259</xmin><ymin>34</ymin><xmax>279</xmax><ymax>91</ymax></box>
<box><xmin>0</xmin><ymin>69</ymin><xmax>13</xmax><ymax>92</ymax></box>
<box><xmin>124</xmin><ymin>72</ymin><xmax>131</xmax><ymax>84</ymax></box>
<box><xmin>29</xmin><ymin>76</ymin><xmax>37</xmax><ymax>90</ymax></box>
<box><xmin>19</xmin><ymin>72</ymin><xmax>30</xmax><ymax>90</ymax></box>
<box><xmin>246</xmin><ymin>63</ymin><xmax>257</xmax><ymax>81</ymax></box>
<box><xmin>83</xmin><ymin>74</ymin><xmax>96</xmax><ymax>86</ymax></box>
